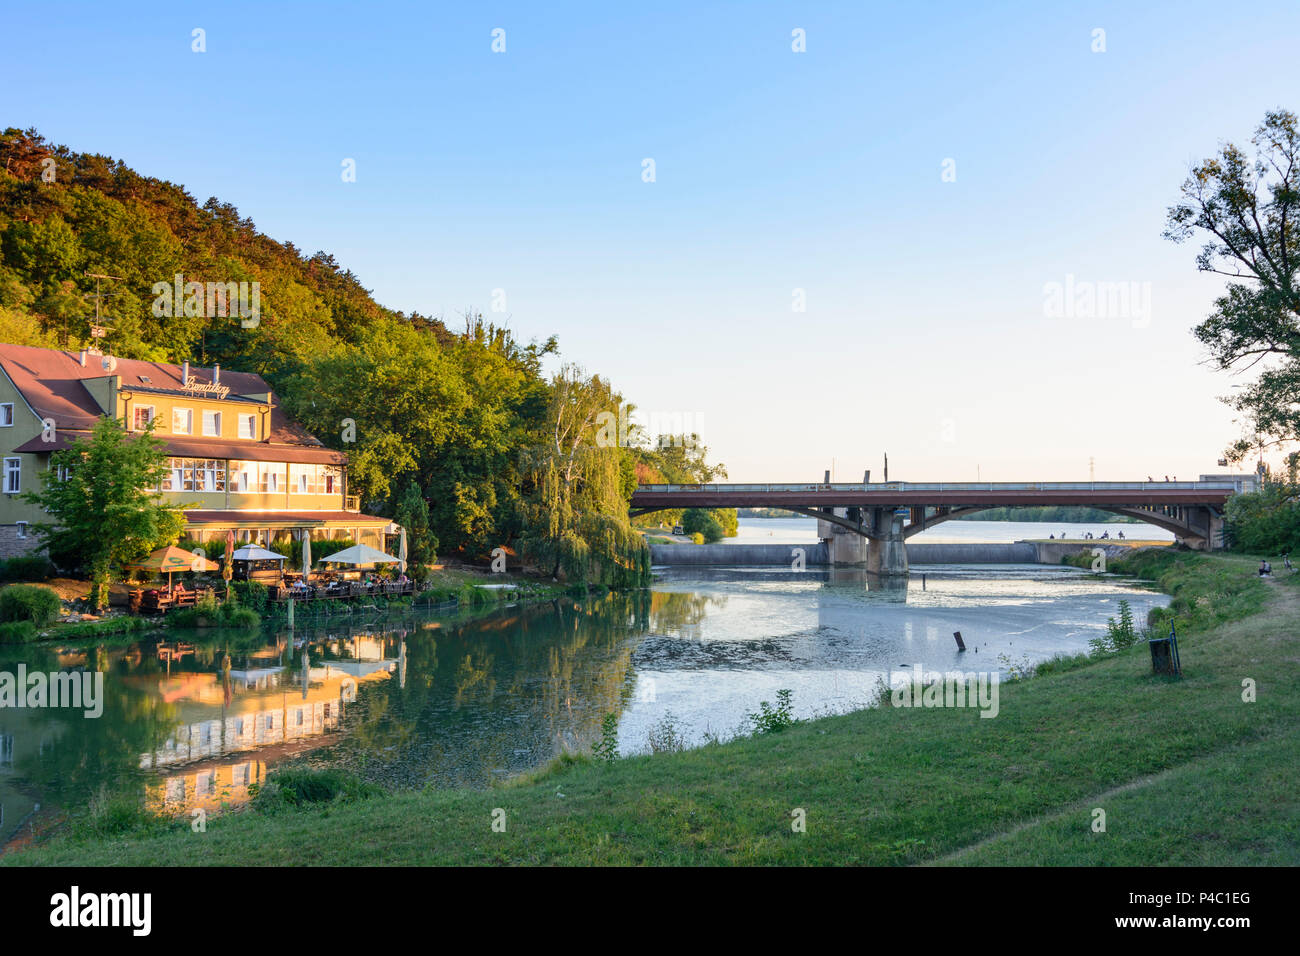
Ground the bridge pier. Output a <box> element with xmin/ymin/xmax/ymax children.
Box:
<box><xmin>818</xmin><ymin>506</ymin><xmax>909</xmax><ymax>575</ymax></box>
<box><xmin>866</xmin><ymin>507</ymin><xmax>909</xmax><ymax>576</ymax></box>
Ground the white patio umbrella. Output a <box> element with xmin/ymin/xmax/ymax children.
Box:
<box><xmin>317</xmin><ymin>543</ymin><xmax>400</xmax><ymax>566</ymax></box>
<box><xmin>301</xmin><ymin>533</ymin><xmax>312</xmax><ymax>579</ymax></box>
<box><xmin>230</xmin><ymin>545</ymin><xmax>288</xmax><ymax>561</ymax></box>
<box><xmin>398</xmin><ymin>528</ymin><xmax>408</xmax><ymax>573</ymax></box>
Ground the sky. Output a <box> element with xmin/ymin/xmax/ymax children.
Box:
<box><xmin>4</xmin><ymin>1</ymin><xmax>1300</xmax><ymax>482</ymax></box>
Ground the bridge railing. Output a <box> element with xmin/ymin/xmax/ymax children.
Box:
<box><xmin>635</xmin><ymin>480</ymin><xmax>1251</xmax><ymax>494</ymax></box>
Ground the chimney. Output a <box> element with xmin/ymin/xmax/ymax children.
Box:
<box><xmin>213</xmin><ymin>364</ymin><xmax>220</xmax><ymax>386</ymax></box>
<box><xmin>79</xmin><ymin>349</ymin><xmax>87</xmax><ymax>367</ymax></box>
<box><xmin>182</xmin><ymin>360</ymin><xmax>189</xmax><ymax>384</ymax></box>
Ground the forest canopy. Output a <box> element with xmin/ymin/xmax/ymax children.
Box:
<box><xmin>0</xmin><ymin>127</ymin><xmax>727</xmax><ymax>582</ymax></box>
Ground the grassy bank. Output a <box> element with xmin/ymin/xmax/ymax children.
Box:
<box><xmin>6</xmin><ymin>551</ymin><xmax>1297</xmax><ymax>866</ymax></box>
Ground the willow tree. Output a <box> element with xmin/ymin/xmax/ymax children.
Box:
<box><xmin>519</xmin><ymin>366</ymin><xmax>649</xmax><ymax>586</ymax></box>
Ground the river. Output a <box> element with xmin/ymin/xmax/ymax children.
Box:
<box><xmin>0</xmin><ymin>552</ymin><xmax>1168</xmax><ymax>845</ymax></box>
<box><xmin>724</xmin><ymin>516</ymin><xmax>1174</xmax><ymax>544</ymax></box>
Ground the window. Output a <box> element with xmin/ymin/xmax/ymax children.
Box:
<box><xmin>322</xmin><ymin>465</ymin><xmax>341</xmax><ymax>495</ymax></box>
<box><xmin>238</xmin><ymin>414</ymin><xmax>256</xmax><ymax>440</ymax></box>
<box><xmin>201</xmin><ymin>410</ymin><xmax>221</xmax><ymax>437</ymax></box>
<box><xmin>0</xmin><ymin>404</ymin><xmax>12</xmax><ymax>426</ymax></box>
<box><xmin>260</xmin><ymin>464</ymin><xmax>281</xmax><ymax>494</ymax></box>
<box><xmin>16</xmin><ymin>521</ymin><xmax>27</xmax><ymax>539</ymax></box>
<box><xmin>57</xmin><ymin>465</ymin><xmax>71</xmax><ymax>482</ymax></box>
<box><xmin>161</xmin><ymin>457</ymin><xmax>226</xmax><ymax>493</ymax></box>
<box><xmin>172</xmin><ymin>407</ymin><xmax>193</xmax><ymax>435</ymax></box>
<box><xmin>161</xmin><ymin>458</ymin><xmax>183</xmax><ymax>492</ymax></box>
<box><xmin>133</xmin><ymin>406</ymin><xmax>155</xmax><ymax>431</ymax></box>
<box><xmin>3</xmin><ymin>458</ymin><xmax>20</xmax><ymax>494</ymax></box>
<box><xmin>229</xmin><ymin>462</ymin><xmax>253</xmax><ymax>493</ymax></box>
<box><xmin>291</xmin><ymin>464</ymin><xmax>315</xmax><ymax>495</ymax></box>
<box><xmin>196</xmin><ymin>459</ymin><xmax>225</xmax><ymax>492</ymax></box>
<box><xmin>0</xmin><ymin>733</ymin><xmax>13</xmax><ymax>767</ymax></box>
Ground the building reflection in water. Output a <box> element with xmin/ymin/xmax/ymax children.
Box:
<box><xmin>140</xmin><ymin>632</ymin><xmax>401</xmax><ymax>817</ymax></box>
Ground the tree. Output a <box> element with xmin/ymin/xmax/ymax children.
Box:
<box><xmin>518</xmin><ymin>366</ymin><xmax>649</xmax><ymax>584</ymax></box>
<box><xmin>25</xmin><ymin>417</ymin><xmax>186</xmax><ymax>608</ymax></box>
<box><xmin>1164</xmin><ymin>109</ymin><xmax>1300</xmax><ymax>460</ymax></box>
<box><xmin>393</xmin><ymin>479</ymin><xmax>437</xmax><ymax>567</ymax></box>
<box><xmin>683</xmin><ymin>508</ymin><xmax>725</xmax><ymax>543</ymax></box>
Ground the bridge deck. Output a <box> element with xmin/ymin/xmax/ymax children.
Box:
<box><xmin>631</xmin><ymin>481</ymin><xmax>1243</xmax><ymax>509</ymax></box>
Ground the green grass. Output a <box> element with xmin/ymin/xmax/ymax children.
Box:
<box><xmin>6</xmin><ymin>551</ymin><xmax>1297</xmax><ymax>866</ymax></box>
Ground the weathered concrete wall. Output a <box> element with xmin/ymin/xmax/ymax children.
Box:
<box><xmin>650</xmin><ymin>543</ymin><xmax>827</xmax><ymax>566</ymax></box>
<box><xmin>909</xmin><ymin>542</ymin><xmax>1039</xmax><ymax>564</ymax></box>
<box><xmin>652</xmin><ymin>541</ymin><xmax>1043</xmax><ymax>566</ymax></box>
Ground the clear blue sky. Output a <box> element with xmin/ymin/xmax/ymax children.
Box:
<box><xmin>5</xmin><ymin>1</ymin><xmax>1300</xmax><ymax>481</ymax></box>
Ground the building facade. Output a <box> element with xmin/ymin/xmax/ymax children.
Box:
<box><xmin>0</xmin><ymin>343</ymin><xmax>393</xmax><ymax>559</ymax></box>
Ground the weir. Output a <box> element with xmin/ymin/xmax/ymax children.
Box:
<box><xmin>651</xmin><ymin>541</ymin><xmax>1049</xmax><ymax>566</ymax></box>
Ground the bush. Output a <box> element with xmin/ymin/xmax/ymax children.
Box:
<box><xmin>231</xmin><ymin>580</ymin><xmax>269</xmax><ymax>614</ymax></box>
<box><xmin>0</xmin><ymin>584</ymin><xmax>62</xmax><ymax>626</ymax></box>
<box><xmin>57</xmin><ymin>617</ymin><xmax>155</xmax><ymax>641</ymax></box>
<box><xmin>0</xmin><ymin>620</ymin><xmax>37</xmax><ymax>643</ymax></box>
<box><xmin>252</xmin><ymin>767</ymin><xmax>384</xmax><ymax>812</ymax></box>
<box><xmin>0</xmin><ymin>554</ymin><xmax>54</xmax><ymax>582</ymax></box>
<box><xmin>177</xmin><ymin>537</ymin><xmax>227</xmax><ymax>563</ymax></box>
<box><xmin>748</xmin><ymin>689</ymin><xmax>795</xmax><ymax>734</ymax></box>
<box><xmin>169</xmin><ymin>592</ymin><xmax>260</xmax><ymax>629</ymax></box>
<box><xmin>593</xmin><ymin>713</ymin><xmax>619</xmax><ymax>761</ymax></box>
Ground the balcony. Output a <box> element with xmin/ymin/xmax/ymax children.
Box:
<box><xmin>345</xmin><ymin>495</ymin><xmax>361</xmax><ymax>512</ymax></box>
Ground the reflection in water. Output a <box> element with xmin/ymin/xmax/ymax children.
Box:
<box><xmin>1</xmin><ymin>567</ymin><xmax>1165</xmax><ymax>844</ymax></box>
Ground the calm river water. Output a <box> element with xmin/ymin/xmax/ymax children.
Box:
<box><xmin>0</xmin><ymin>552</ymin><xmax>1167</xmax><ymax>844</ymax></box>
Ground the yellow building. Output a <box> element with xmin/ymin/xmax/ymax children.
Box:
<box><xmin>0</xmin><ymin>343</ymin><xmax>393</xmax><ymax>558</ymax></box>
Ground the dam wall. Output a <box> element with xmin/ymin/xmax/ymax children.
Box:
<box><xmin>650</xmin><ymin>541</ymin><xmax>1054</xmax><ymax>566</ymax></box>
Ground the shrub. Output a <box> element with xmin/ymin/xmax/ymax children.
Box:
<box><xmin>252</xmin><ymin>767</ymin><xmax>383</xmax><ymax>812</ymax></box>
<box><xmin>0</xmin><ymin>554</ymin><xmax>54</xmax><ymax>582</ymax></box>
<box><xmin>57</xmin><ymin>617</ymin><xmax>156</xmax><ymax>641</ymax></box>
<box><xmin>177</xmin><ymin>537</ymin><xmax>227</xmax><ymax>563</ymax></box>
<box><xmin>0</xmin><ymin>620</ymin><xmax>37</xmax><ymax>643</ymax></box>
<box><xmin>169</xmin><ymin>592</ymin><xmax>260</xmax><ymax>629</ymax></box>
<box><xmin>748</xmin><ymin>689</ymin><xmax>795</xmax><ymax>734</ymax></box>
<box><xmin>0</xmin><ymin>584</ymin><xmax>62</xmax><ymax>626</ymax></box>
<box><xmin>593</xmin><ymin>713</ymin><xmax>619</xmax><ymax>761</ymax></box>
<box><xmin>231</xmin><ymin>580</ymin><xmax>269</xmax><ymax>614</ymax></box>
<box><xmin>645</xmin><ymin>711</ymin><xmax>688</xmax><ymax>753</ymax></box>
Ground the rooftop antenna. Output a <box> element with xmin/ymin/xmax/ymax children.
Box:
<box><xmin>81</xmin><ymin>272</ymin><xmax>123</xmax><ymax>348</ymax></box>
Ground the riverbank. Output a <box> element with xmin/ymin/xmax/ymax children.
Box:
<box><xmin>5</xmin><ymin>551</ymin><xmax>1296</xmax><ymax>866</ymax></box>
<box><xmin>0</xmin><ymin>567</ymin><xmax>579</xmax><ymax>647</ymax></box>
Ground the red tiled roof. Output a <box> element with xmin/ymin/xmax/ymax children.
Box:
<box><xmin>183</xmin><ymin>510</ymin><xmax>392</xmax><ymax>526</ymax></box>
<box><xmin>12</xmin><ymin>431</ymin><xmax>346</xmax><ymax>464</ymax></box>
<box><xmin>0</xmin><ymin>343</ymin><xmax>327</xmax><ymax>449</ymax></box>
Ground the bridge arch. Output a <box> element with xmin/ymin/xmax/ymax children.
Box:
<box><xmin>900</xmin><ymin>505</ymin><xmax>1211</xmax><ymax>545</ymax></box>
